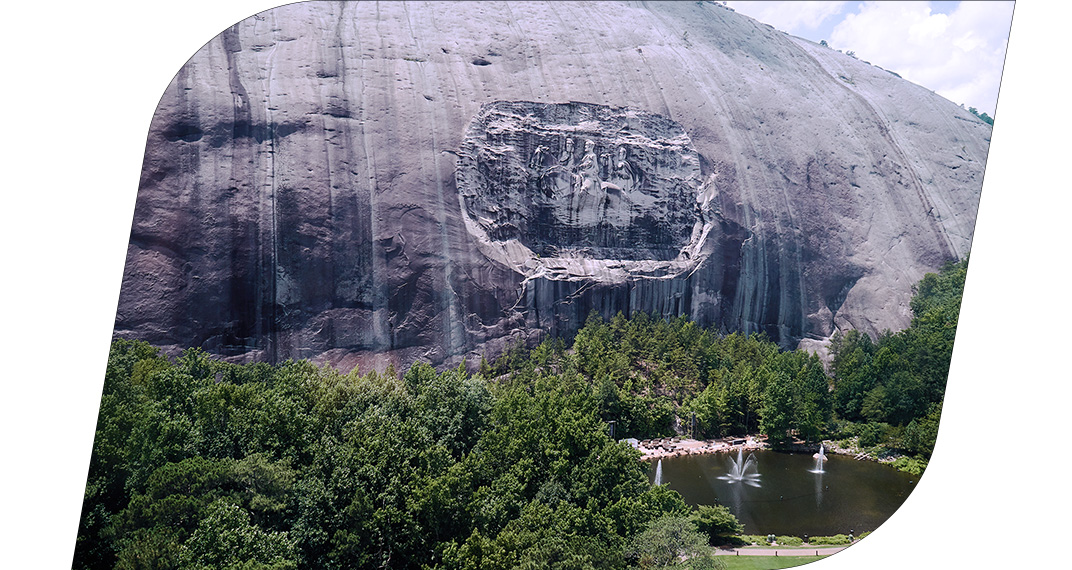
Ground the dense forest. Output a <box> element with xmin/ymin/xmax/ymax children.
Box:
<box><xmin>75</xmin><ymin>259</ymin><xmax>967</xmax><ymax>569</ymax></box>
<box><xmin>827</xmin><ymin>257</ymin><xmax>967</xmax><ymax>462</ymax></box>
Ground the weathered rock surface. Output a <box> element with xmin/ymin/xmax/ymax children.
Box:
<box><xmin>114</xmin><ymin>1</ymin><xmax>991</xmax><ymax>370</ymax></box>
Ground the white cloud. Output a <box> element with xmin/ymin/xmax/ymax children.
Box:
<box><xmin>726</xmin><ymin>1</ymin><xmax>848</xmax><ymax>34</ymax></box>
<box><xmin>829</xmin><ymin>1</ymin><xmax>1013</xmax><ymax>116</ymax></box>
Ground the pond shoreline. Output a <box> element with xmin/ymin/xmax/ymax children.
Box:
<box><xmin>631</xmin><ymin>435</ymin><xmax>771</xmax><ymax>460</ymax></box>
<box><xmin>631</xmin><ymin>435</ymin><xmax>905</xmax><ymax>468</ymax></box>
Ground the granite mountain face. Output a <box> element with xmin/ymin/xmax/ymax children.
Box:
<box><xmin>115</xmin><ymin>1</ymin><xmax>990</xmax><ymax>370</ymax></box>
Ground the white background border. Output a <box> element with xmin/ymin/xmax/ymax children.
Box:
<box><xmin>2</xmin><ymin>2</ymin><xmax>1065</xmax><ymax>568</ymax></box>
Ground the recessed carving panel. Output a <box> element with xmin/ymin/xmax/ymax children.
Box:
<box><xmin>457</xmin><ymin>101</ymin><xmax>714</xmax><ymax>280</ymax></box>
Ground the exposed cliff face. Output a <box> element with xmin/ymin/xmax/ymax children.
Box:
<box><xmin>114</xmin><ymin>1</ymin><xmax>991</xmax><ymax>370</ymax></box>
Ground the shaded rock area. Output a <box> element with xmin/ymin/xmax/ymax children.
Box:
<box><xmin>114</xmin><ymin>1</ymin><xmax>991</xmax><ymax>371</ymax></box>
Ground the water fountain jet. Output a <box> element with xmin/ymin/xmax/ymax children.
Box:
<box><xmin>809</xmin><ymin>444</ymin><xmax>826</xmax><ymax>474</ymax></box>
<box><xmin>654</xmin><ymin>459</ymin><xmax>663</xmax><ymax>485</ymax></box>
<box><xmin>718</xmin><ymin>447</ymin><xmax>761</xmax><ymax>487</ymax></box>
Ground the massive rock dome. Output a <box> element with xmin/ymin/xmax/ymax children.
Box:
<box><xmin>115</xmin><ymin>1</ymin><xmax>990</xmax><ymax>370</ymax></box>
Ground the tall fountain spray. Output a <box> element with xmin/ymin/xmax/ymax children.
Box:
<box><xmin>654</xmin><ymin>459</ymin><xmax>663</xmax><ymax>485</ymax></box>
<box><xmin>718</xmin><ymin>447</ymin><xmax>761</xmax><ymax>487</ymax></box>
<box><xmin>810</xmin><ymin>444</ymin><xmax>826</xmax><ymax>474</ymax></box>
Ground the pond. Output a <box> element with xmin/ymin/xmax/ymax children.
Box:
<box><xmin>648</xmin><ymin>449</ymin><xmax>917</xmax><ymax>537</ymax></box>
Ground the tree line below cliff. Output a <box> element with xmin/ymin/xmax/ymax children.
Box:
<box><xmin>75</xmin><ymin>258</ymin><xmax>966</xmax><ymax>569</ymax></box>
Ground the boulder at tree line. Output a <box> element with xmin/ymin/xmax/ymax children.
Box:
<box><xmin>115</xmin><ymin>1</ymin><xmax>989</xmax><ymax>371</ymax></box>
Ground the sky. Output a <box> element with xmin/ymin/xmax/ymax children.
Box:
<box><xmin>726</xmin><ymin>1</ymin><xmax>1014</xmax><ymax>117</ymax></box>
<box><xmin>2</xmin><ymin>2</ymin><xmax>1067</xmax><ymax>569</ymax></box>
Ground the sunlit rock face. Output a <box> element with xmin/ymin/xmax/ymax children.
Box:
<box><xmin>114</xmin><ymin>1</ymin><xmax>991</xmax><ymax>370</ymax></box>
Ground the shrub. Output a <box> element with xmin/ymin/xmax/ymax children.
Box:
<box><xmin>809</xmin><ymin>534</ymin><xmax>852</xmax><ymax>545</ymax></box>
<box><xmin>626</xmin><ymin>515</ymin><xmax>712</xmax><ymax>567</ymax></box>
<box><xmin>857</xmin><ymin>422</ymin><xmax>891</xmax><ymax>447</ymax></box>
<box><xmin>691</xmin><ymin>504</ymin><xmax>744</xmax><ymax>544</ymax></box>
<box><xmin>890</xmin><ymin>456</ymin><xmax>927</xmax><ymax>476</ymax></box>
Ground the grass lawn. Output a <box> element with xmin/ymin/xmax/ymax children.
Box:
<box><xmin>720</xmin><ymin>555</ymin><xmax>829</xmax><ymax>570</ymax></box>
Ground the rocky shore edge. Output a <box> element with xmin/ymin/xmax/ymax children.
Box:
<box><xmin>628</xmin><ymin>435</ymin><xmax>769</xmax><ymax>460</ymax></box>
<box><xmin>629</xmin><ymin>435</ymin><xmax>908</xmax><ymax>466</ymax></box>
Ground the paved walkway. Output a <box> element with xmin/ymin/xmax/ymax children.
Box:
<box><xmin>712</xmin><ymin>546</ymin><xmax>848</xmax><ymax>557</ymax></box>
